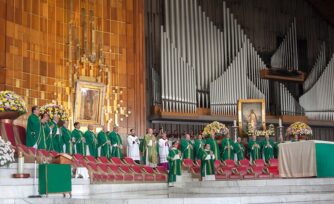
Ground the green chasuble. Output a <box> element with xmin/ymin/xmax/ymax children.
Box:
<box><xmin>167</xmin><ymin>148</ymin><xmax>182</xmax><ymax>183</ymax></box>
<box><xmin>194</xmin><ymin>139</ymin><xmax>206</xmax><ymax>160</ymax></box>
<box><xmin>26</xmin><ymin>114</ymin><xmax>41</xmax><ymax>147</ymax></box>
<box><xmin>84</xmin><ymin>130</ymin><xmax>98</xmax><ymax>157</ymax></box>
<box><xmin>50</xmin><ymin>121</ymin><xmax>63</xmax><ymax>153</ymax></box>
<box><xmin>261</xmin><ymin>139</ymin><xmax>274</xmax><ymax>162</ymax></box>
<box><xmin>109</xmin><ymin>131</ymin><xmax>123</xmax><ymax>158</ymax></box>
<box><xmin>205</xmin><ymin>137</ymin><xmax>220</xmax><ymax>160</ymax></box>
<box><xmin>71</xmin><ymin>129</ymin><xmax>86</xmax><ymax>156</ymax></box>
<box><xmin>62</xmin><ymin>127</ymin><xmax>73</xmax><ymax>155</ymax></box>
<box><xmin>180</xmin><ymin>139</ymin><xmax>194</xmax><ymax>160</ymax></box>
<box><xmin>143</xmin><ymin>134</ymin><xmax>158</xmax><ymax>166</ymax></box>
<box><xmin>200</xmin><ymin>148</ymin><xmax>215</xmax><ymax>177</ymax></box>
<box><xmin>44</xmin><ymin>123</ymin><xmax>53</xmax><ymax>151</ymax></box>
<box><xmin>98</xmin><ymin>131</ymin><xmax>111</xmax><ymax>158</ymax></box>
<box><xmin>234</xmin><ymin>142</ymin><xmax>245</xmax><ymax>161</ymax></box>
<box><xmin>248</xmin><ymin>139</ymin><xmax>261</xmax><ymax>161</ymax></box>
<box><xmin>221</xmin><ymin>138</ymin><xmax>235</xmax><ymax>161</ymax></box>
<box><xmin>37</xmin><ymin>123</ymin><xmax>47</xmax><ymax>149</ymax></box>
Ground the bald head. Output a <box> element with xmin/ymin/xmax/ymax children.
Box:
<box><xmin>185</xmin><ymin>134</ymin><xmax>190</xmax><ymax>141</ymax></box>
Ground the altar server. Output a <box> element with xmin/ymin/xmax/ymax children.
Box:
<box><xmin>127</xmin><ymin>129</ymin><xmax>140</xmax><ymax>163</ymax></box>
<box><xmin>158</xmin><ymin>132</ymin><xmax>169</xmax><ymax>169</ymax></box>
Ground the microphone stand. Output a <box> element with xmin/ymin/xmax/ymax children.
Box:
<box><xmin>28</xmin><ymin>146</ymin><xmax>41</xmax><ymax>198</ymax></box>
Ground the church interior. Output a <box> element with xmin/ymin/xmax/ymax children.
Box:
<box><xmin>0</xmin><ymin>0</ymin><xmax>334</xmax><ymax>203</ymax></box>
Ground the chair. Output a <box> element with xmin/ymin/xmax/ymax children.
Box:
<box><xmin>239</xmin><ymin>159</ymin><xmax>251</xmax><ymax>167</ymax></box>
<box><xmin>194</xmin><ymin>160</ymin><xmax>201</xmax><ymax>167</ymax></box>
<box><xmin>155</xmin><ymin>166</ymin><xmax>168</xmax><ymax>174</ymax></box>
<box><xmin>142</xmin><ymin>166</ymin><xmax>167</xmax><ymax>182</ymax></box>
<box><xmin>253</xmin><ymin>159</ymin><xmax>265</xmax><ymax>167</ymax></box>
<box><xmin>123</xmin><ymin>157</ymin><xmax>138</xmax><ymax>166</ymax></box>
<box><xmin>214</xmin><ymin>160</ymin><xmax>223</xmax><ymax>170</ymax></box>
<box><xmin>96</xmin><ymin>163</ymin><xmax>115</xmax><ymax>182</ymax></box>
<box><xmin>268</xmin><ymin>166</ymin><xmax>279</xmax><ymax>178</ymax></box>
<box><xmin>86</xmin><ymin>163</ymin><xmax>107</xmax><ymax>183</ymax></box>
<box><xmin>223</xmin><ymin>159</ymin><xmax>236</xmax><ymax>168</ymax></box>
<box><xmin>97</xmin><ymin>156</ymin><xmax>111</xmax><ymax>164</ymax></box>
<box><xmin>131</xmin><ymin>166</ymin><xmax>154</xmax><ymax>182</ymax></box>
<box><xmin>268</xmin><ymin>158</ymin><xmax>279</xmax><ymax>167</ymax></box>
<box><xmin>106</xmin><ymin>164</ymin><xmax>125</xmax><ymax>182</ymax></box>
<box><xmin>182</xmin><ymin>159</ymin><xmax>195</xmax><ymax>170</ymax></box>
<box><xmin>215</xmin><ymin>167</ymin><xmax>229</xmax><ymax>180</ymax></box>
<box><xmin>118</xmin><ymin>165</ymin><xmax>138</xmax><ymax>182</ymax></box>
<box><xmin>236</xmin><ymin>166</ymin><xmax>255</xmax><ymax>179</ymax></box>
<box><xmin>85</xmin><ymin>155</ymin><xmax>97</xmax><ymax>164</ymax></box>
<box><xmin>252</xmin><ymin>166</ymin><xmax>270</xmax><ymax>178</ymax></box>
<box><xmin>110</xmin><ymin>157</ymin><xmax>126</xmax><ymax>167</ymax></box>
<box><xmin>72</xmin><ymin>154</ymin><xmax>87</xmax><ymax>167</ymax></box>
<box><xmin>190</xmin><ymin>166</ymin><xmax>201</xmax><ymax>178</ymax></box>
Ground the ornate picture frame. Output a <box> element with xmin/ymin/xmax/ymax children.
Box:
<box><xmin>74</xmin><ymin>80</ymin><xmax>106</xmax><ymax>126</ymax></box>
<box><xmin>237</xmin><ymin>99</ymin><xmax>266</xmax><ymax>135</ymax></box>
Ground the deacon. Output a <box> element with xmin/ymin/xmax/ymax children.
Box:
<box><xmin>181</xmin><ymin>134</ymin><xmax>194</xmax><ymax>160</ymax></box>
<box><xmin>50</xmin><ymin>115</ymin><xmax>63</xmax><ymax>153</ymax></box>
<box><xmin>127</xmin><ymin>129</ymin><xmax>140</xmax><ymax>163</ymax></box>
<box><xmin>205</xmin><ymin>131</ymin><xmax>220</xmax><ymax>160</ymax></box>
<box><xmin>61</xmin><ymin>121</ymin><xmax>73</xmax><ymax>154</ymax></box>
<box><xmin>234</xmin><ymin>137</ymin><xmax>245</xmax><ymax>161</ymax></box>
<box><xmin>144</xmin><ymin>128</ymin><xmax>158</xmax><ymax>167</ymax></box>
<box><xmin>221</xmin><ymin>133</ymin><xmax>234</xmax><ymax>161</ymax></box>
<box><xmin>261</xmin><ymin>133</ymin><xmax>274</xmax><ymax>162</ymax></box>
<box><xmin>38</xmin><ymin>113</ymin><xmax>49</xmax><ymax>149</ymax></box>
<box><xmin>72</xmin><ymin>122</ymin><xmax>86</xmax><ymax>155</ymax></box>
<box><xmin>26</xmin><ymin>106</ymin><xmax>41</xmax><ymax>148</ymax></box>
<box><xmin>98</xmin><ymin>125</ymin><xmax>111</xmax><ymax>158</ymax></box>
<box><xmin>248</xmin><ymin>134</ymin><xmax>261</xmax><ymax>161</ymax></box>
<box><xmin>200</xmin><ymin>143</ymin><xmax>216</xmax><ymax>181</ymax></box>
<box><xmin>109</xmin><ymin>126</ymin><xmax>123</xmax><ymax>158</ymax></box>
<box><xmin>84</xmin><ymin>125</ymin><xmax>98</xmax><ymax>157</ymax></box>
<box><xmin>158</xmin><ymin>132</ymin><xmax>169</xmax><ymax>169</ymax></box>
<box><xmin>167</xmin><ymin>141</ymin><xmax>182</xmax><ymax>187</ymax></box>
<box><xmin>194</xmin><ymin>134</ymin><xmax>205</xmax><ymax>160</ymax></box>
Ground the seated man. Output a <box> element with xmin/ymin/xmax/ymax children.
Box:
<box><xmin>200</xmin><ymin>143</ymin><xmax>216</xmax><ymax>181</ymax></box>
<box><xmin>168</xmin><ymin>141</ymin><xmax>181</xmax><ymax>187</ymax></box>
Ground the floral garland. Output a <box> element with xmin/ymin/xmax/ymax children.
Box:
<box><xmin>0</xmin><ymin>91</ymin><xmax>27</xmax><ymax>115</ymax></box>
<box><xmin>286</xmin><ymin>122</ymin><xmax>312</xmax><ymax>137</ymax></box>
<box><xmin>0</xmin><ymin>136</ymin><xmax>15</xmax><ymax>167</ymax></box>
<box><xmin>40</xmin><ymin>103</ymin><xmax>69</xmax><ymax>121</ymax></box>
<box><xmin>202</xmin><ymin>121</ymin><xmax>229</xmax><ymax>137</ymax></box>
<box><xmin>248</xmin><ymin>124</ymin><xmax>276</xmax><ymax>137</ymax></box>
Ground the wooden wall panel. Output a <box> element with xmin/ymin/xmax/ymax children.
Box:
<box><xmin>1</xmin><ymin>0</ymin><xmax>146</xmax><ymax>136</ymax></box>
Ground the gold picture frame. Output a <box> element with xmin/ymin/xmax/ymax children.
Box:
<box><xmin>238</xmin><ymin>99</ymin><xmax>266</xmax><ymax>135</ymax></box>
<box><xmin>74</xmin><ymin>80</ymin><xmax>106</xmax><ymax>126</ymax></box>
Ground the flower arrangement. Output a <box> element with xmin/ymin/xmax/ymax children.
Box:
<box><xmin>202</xmin><ymin>121</ymin><xmax>229</xmax><ymax>137</ymax></box>
<box><xmin>248</xmin><ymin>123</ymin><xmax>276</xmax><ymax>137</ymax></box>
<box><xmin>0</xmin><ymin>91</ymin><xmax>27</xmax><ymax>115</ymax></box>
<box><xmin>0</xmin><ymin>136</ymin><xmax>15</xmax><ymax>167</ymax></box>
<box><xmin>40</xmin><ymin>103</ymin><xmax>69</xmax><ymax>121</ymax></box>
<box><xmin>286</xmin><ymin>122</ymin><xmax>312</xmax><ymax>137</ymax></box>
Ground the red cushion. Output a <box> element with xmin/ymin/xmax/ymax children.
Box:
<box><xmin>239</xmin><ymin>159</ymin><xmax>251</xmax><ymax>167</ymax></box>
<box><xmin>119</xmin><ymin>166</ymin><xmax>132</xmax><ymax>174</ymax></box>
<box><xmin>183</xmin><ymin>159</ymin><xmax>194</xmax><ymax>168</ymax></box>
<box><xmin>142</xmin><ymin>166</ymin><xmax>155</xmax><ymax>174</ymax></box>
<box><xmin>156</xmin><ymin>166</ymin><xmax>168</xmax><ymax>174</ymax></box>
<box><xmin>254</xmin><ymin>159</ymin><xmax>265</xmax><ymax>167</ymax></box>
<box><xmin>98</xmin><ymin>157</ymin><xmax>110</xmax><ymax>164</ymax></box>
<box><xmin>224</xmin><ymin>159</ymin><xmax>236</xmax><ymax>167</ymax></box>
<box><xmin>111</xmin><ymin>157</ymin><xmax>124</xmax><ymax>165</ymax></box>
<box><xmin>131</xmin><ymin>166</ymin><xmax>144</xmax><ymax>174</ymax></box>
<box><xmin>123</xmin><ymin>157</ymin><xmax>137</xmax><ymax>166</ymax></box>
<box><xmin>85</xmin><ymin>155</ymin><xmax>97</xmax><ymax>163</ymax></box>
<box><xmin>73</xmin><ymin>154</ymin><xmax>85</xmax><ymax>161</ymax></box>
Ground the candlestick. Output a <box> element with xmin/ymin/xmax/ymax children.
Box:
<box><xmin>233</xmin><ymin>120</ymin><xmax>237</xmax><ymax>127</ymax></box>
<box><xmin>279</xmin><ymin>118</ymin><xmax>282</xmax><ymax>127</ymax></box>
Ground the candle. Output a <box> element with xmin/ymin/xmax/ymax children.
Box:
<box><xmin>233</xmin><ymin>120</ymin><xmax>237</xmax><ymax>127</ymax></box>
<box><xmin>17</xmin><ymin>152</ymin><xmax>24</xmax><ymax>174</ymax></box>
<box><xmin>279</xmin><ymin>118</ymin><xmax>282</xmax><ymax>127</ymax></box>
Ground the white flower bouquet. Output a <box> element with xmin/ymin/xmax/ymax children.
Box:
<box><xmin>0</xmin><ymin>136</ymin><xmax>15</xmax><ymax>167</ymax></box>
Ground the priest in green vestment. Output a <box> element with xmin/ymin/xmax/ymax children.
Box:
<box><xmin>61</xmin><ymin>121</ymin><xmax>73</xmax><ymax>154</ymax></box>
<box><xmin>109</xmin><ymin>126</ymin><xmax>123</xmax><ymax>158</ymax></box>
<box><xmin>71</xmin><ymin>122</ymin><xmax>86</xmax><ymax>155</ymax></box>
<box><xmin>261</xmin><ymin>134</ymin><xmax>274</xmax><ymax>162</ymax></box>
<box><xmin>98</xmin><ymin>125</ymin><xmax>111</xmax><ymax>158</ymax></box>
<box><xmin>205</xmin><ymin>131</ymin><xmax>220</xmax><ymax>160</ymax></box>
<box><xmin>194</xmin><ymin>134</ymin><xmax>205</xmax><ymax>160</ymax></box>
<box><xmin>37</xmin><ymin>113</ymin><xmax>49</xmax><ymax>149</ymax></box>
<box><xmin>180</xmin><ymin>134</ymin><xmax>194</xmax><ymax>160</ymax></box>
<box><xmin>168</xmin><ymin>141</ymin><xmax>182</xmax><ymax>187</ymax></box>
<box><xmin>234</xmin><ymin>137</ymin><xmax>245</xmax><ymax>161</ymax></box>
<box><xmin>200</xmin><ymin>143</ymin><xmax>216</xmax><ymax>181</ymax></box>
<box><xmin>44</xmin><ymin>119</ymin><xmax>53</xmax><ymax>151</ymax></box>
<box><xmin>84</xmin><ymin>124</ymin><xmax>98</xmax><ymax>157</ymax></box>
<box><xmin>221</xmin><ymin>133</ymin><xmax>234</xmax><ymax>161</ymax></box>
<box><xmin>50</xmin><ymin>116</ymin><xmax>63</xmax><ymax>153</ymax></box>
<box><xmin>248</xmin><ymin>134</ymin><xmax>261</xmax><ymax>161</ymax></box>
<box><xmin>143</xmin><ymin>128</ymin><xmax>158</xmax><ymax>167</ymax></box>
<box><xmin>26</xmin><ymin>106</ymin><xmax>41</xmax><ymax>147</ymax></box>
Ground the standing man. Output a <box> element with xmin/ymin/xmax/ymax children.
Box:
<box><xmin>181</xmin><ymin>134</ymin><xmax>194</xmax><ymax>160</ymax></box>
<box><xmin>109</xmin><ymin>126</ymin><xmax>123</xmax><ymax>158</ymax></box>
<box><xmin>98</xmin><ymin>125</ymin><xmax>111</xmax><ymax>158</ymax></box>
<box><xmin>84</xmin><ymin>125</ymin><xmax>98</xmax><ymax>157</ymax></box>
<box><xmin>167</xmin><ymin>141</ymin><xmax>181</xmax><ymax>187</ymax></box>
<box><xmin>50</xmin><ymin>116</ymin><xmax>63</xmax><ymax>153</ymax></box>
<box><xmin>127</xmin><ymin>129</ymin><xmax>140</xmax><ymax>163</ymax></box>
<box><xmin>221</xmin><ymin>133</ymin><xmax>234</xmax><ymax>161</ymax></box>
<box><xmin>144</xmin><ymin>128</ymin><xmax>158</xmax><ymax>167</ymax></box>
<box><xmin>62</xmin><ymin>121</ymin><xmax>73</xmax><ymax>154</ymax></box>
<box><xmin>26</xmin><ymin>106</ymin><xmax>41</xmax><ymax>148</ymax></box>
<box><xmin>261</xmin><ymin>133</ymin><xmax>274</xmax><ymax>162</ymax></box>
<box><xmin>248</xmin><ymin>134</ymin><xmax>261</xmax><ymax>161</ymax></box>
<box><xmin>38</xmin><ymin>113</ymin><xmax>49</xmax><ymax>149</ymax></box>
<box><xmin>205</xmin><ymin>131</ymin><xmax>220</xmax><ymax>160</ymax></box>
<box><xmin>158</xmin><ymin>132</ymin><xmax>169</xmax><ymax>169</ymax></box>
<box><xmin>71</xmin><ymin>122</ymin><xmax>86</xmax><ymax>156</ymax></box>
<box><xmin>44</xmin><ymin>115</ymin><xmax>53</xmax><ymax>151</ymax></box>
<box><xmin>200</xmin><ymin>143</ymin><xmax>216</xmax><ymax>181</ymax></box>
<box><xmin>194</xmin><ymin>134</ymin><xmax>205</xmax><ymax>160</ymax></box>
<box><xmin>234</xmin><ymin>137</ymin><xmax>245</xmax><ymax>161</ymax></box>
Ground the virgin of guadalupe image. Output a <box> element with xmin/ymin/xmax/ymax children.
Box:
<box><xmin>248</xmin><ymin>109</ymin><xmax>258</xmax><ymax>131</ymax></box>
